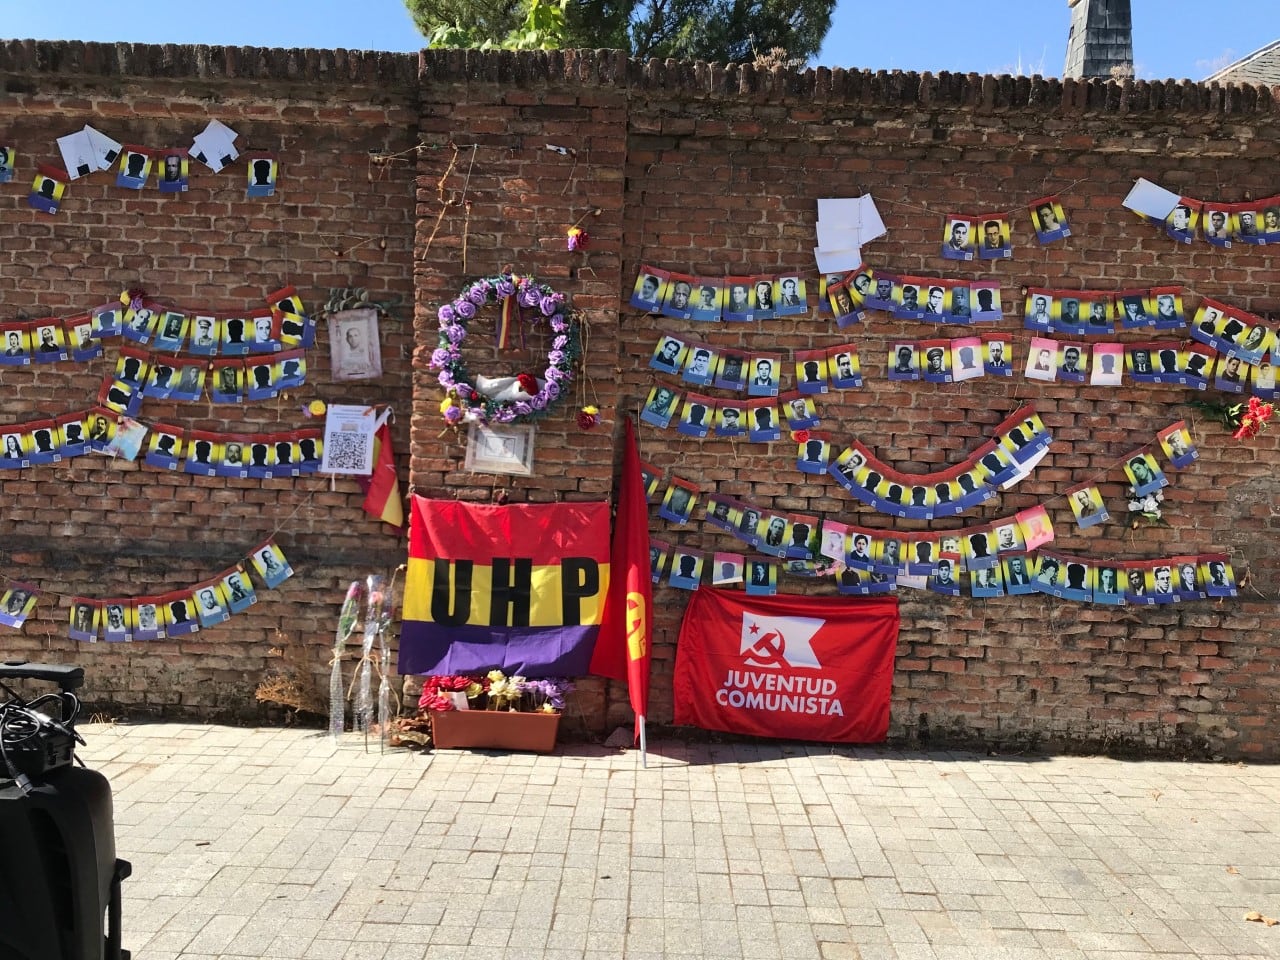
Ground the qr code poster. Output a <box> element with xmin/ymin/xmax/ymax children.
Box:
<box><xmin>320</xmin><ymin>404</ymin><xmax>378</xmax><ymax>475</ymax></box>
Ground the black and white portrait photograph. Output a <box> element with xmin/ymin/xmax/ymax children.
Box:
<box><xmin>941</xmin><ymin>217</ymin><xmax>974</xmax><ymax>261</ymax></box>
<box><xmin>328</xmin><ymin>307</ymin><xmax>382</xmax><ymax>381</ymax></box>
<box><xmin>888</xmin><ymin>343</ymin><xmax>919</xmax><ymax>382</ymax></box>
<box><xmin>661</xmin><ymin>273</ymin><xmax>696</xmax><ymax>321</ymax></box>
<box><xmin>977</xmin><ymin>217</ymin><xmax>1012</xmax><ymax>260</ymax></box>
<box><xmin>1029</xmin><ymin>196</ymin><xmax>1070</xmax><ymax>243</ymax></box>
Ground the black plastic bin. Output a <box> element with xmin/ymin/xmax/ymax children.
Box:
<box><xmin>0</xmin><ymin>662</ymin><xmax>130</xmax><ymax>960</ymax></box>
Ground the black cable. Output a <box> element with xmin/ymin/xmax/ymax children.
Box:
<box><xmin>0</xmin><ymin>680</ymin><xmax>84</xmax><ymax>793</ymax></box>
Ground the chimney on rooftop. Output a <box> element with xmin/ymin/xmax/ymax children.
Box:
<box><xmin>1063</xmin><ymin>0</ymin><xmax>1134</xmax><ymax>79</ymax></box>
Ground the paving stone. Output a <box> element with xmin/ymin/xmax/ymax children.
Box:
<box><xmin>75</xmin><ymin>723</ymin><xmax>1280</xmax><ymax>960</ymax></box>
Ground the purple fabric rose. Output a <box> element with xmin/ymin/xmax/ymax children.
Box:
<box><xmin>519</xmin><ymin>285</ymin><xmax>540</xmax><ymax>308</ymax></box>
<box><xmin>430</xmin><ymin>348</ymin><xmax>452</xmax><ymax>367</ymax></box>
<box><xmin>539</xmin><ymin>296</ymin><xmax>559</xmax><ymax>316</ymax></box>
<box><xmin>445</xmin><ymin>325</ymin><xmax>466</xmax><ymax>344</ymax></box>
<box><xmin>444</xmin><ymin>406</ymin><xmax>463</xmax><ymax>424</ymax></box>
<box><xmin>438</xmin><ymin>371</ymin><xmax>454</xmax><ymax>388</ymax></box>
<box><xmin>552</xmin><ymin>335</ymin><xmax>568</xmax><ymax>349</ymax></box>
<box><xmin>548</xmin><ymin>350</ymin><xmax>565</xmax><ymax>365</ymax></box>
<box><xmin>545</xmin><ymin>380</ymin><xmax>560</xmax><ymax>399</ymax></box>
<box><xmin>493</xmin><ymin>407</ymin><xmax>516</xmax><ymax>423</ymax></box>
<box><xmin>454</xmin><ymin>382</ymin><xmax>472</xmax><ymax>397</ymax></box>
<box><xmin>455</xmin><ymin>299</ymin><xmax>476</xmax><ymax>320</ymax></box>
<box><xmin>437</xmin><ymin>304</ymin><xmax>456</xmax><ymax>324</ymax></box>
<box><xmin>514</xmin><ymin>402</ymin><xmax>533</xmax><ymax>416</ymax></box>
<box><xmin>466</xmin><ymin>285</ymin><xmax>487</xmax><ymax>306</ymax></box>
<box><xmin>550</xmin><ymin>316</ymin><xmax>567</xmax><ymax>332</ymax></box>
<box><xmin>530</xmin><ymin>393</ymin><xmax>548</xmax><ymax>410</ymax></box>
<box><xmin>496</xmin><ymin>279</ymin><xmax>515</xmax><ymax>298</ymax></box>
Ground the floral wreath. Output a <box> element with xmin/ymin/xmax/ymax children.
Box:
<box><xmin>430</xmin><ymin>273</ymin><xmax>581</xmax><ymax>425</ymax></box>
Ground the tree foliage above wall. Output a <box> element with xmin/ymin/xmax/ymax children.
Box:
<box><xmin>404</xmin><ymin>0</ymin><xmax>836</xmax><ymax>62</ymax></box>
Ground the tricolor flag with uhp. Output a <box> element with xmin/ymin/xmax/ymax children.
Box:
<box><xmin>399</xmin><ymin>497</ymin><xmax>611</xmax><ymax>676</ymax></box>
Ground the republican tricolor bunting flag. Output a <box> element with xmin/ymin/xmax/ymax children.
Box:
<box><xmin>590</xmin><ymin>417</ymin><xmax>653</xmax><ymax>741</ymax></box>
<box><xmin>400</xmin><ymin>497</ymin><xmax>610</xmax><ymax>677</ymax></box>
<box><xmin>674</xmin><ymin>589</ymin><xmax>899</xmax><ymax>743</ymax></box>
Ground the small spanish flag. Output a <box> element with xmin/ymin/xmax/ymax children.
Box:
<box><xmin>358</xmin><ymin>422</ymin><xmax>405</xmax><ymax>533</ymax></box>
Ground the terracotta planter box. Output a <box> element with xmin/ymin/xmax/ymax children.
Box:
<box><xmin>429</xmin><ymin>709</ymin><xmax>560</xmax><ymax>753</ymax></box>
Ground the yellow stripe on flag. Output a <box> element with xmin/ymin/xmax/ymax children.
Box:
<box><xmin>405</xmin><ymin>557</ymin><xmax>610</xmax><ymax>628</ymax></box>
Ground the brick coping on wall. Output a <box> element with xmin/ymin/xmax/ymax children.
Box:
<box><xmin>3</xmin><ymin>40</ymin><xmax>1278</xmax><ymax>115</ymax></box>
<box><xmin>0</xmin><ymin>39</ymin><xmax>418</xmax><ymax>84</ymax></box>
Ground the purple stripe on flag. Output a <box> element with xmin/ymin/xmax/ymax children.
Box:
<box><xmin>398</xmin><ymin>622</ymin><xmax>599</xmax><ymax>677</ymax></box>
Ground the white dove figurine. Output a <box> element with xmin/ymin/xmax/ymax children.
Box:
<box><xmin>474</xmin><ymin>374</ymin><xmax>544</xmax><ymax>402</ymax></box>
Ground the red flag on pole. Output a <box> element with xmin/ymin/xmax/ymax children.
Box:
<box><xmin>591</xmin><ymin>416</ymin><xmax>652</xmax><ymax>744</ymax></box>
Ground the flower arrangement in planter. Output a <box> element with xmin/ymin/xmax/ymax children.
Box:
<box><xmin>418</xmin><ymin>670</ymin><xmax>572</xmax><ymax>713</ymax></box>
<box><xmin>414</xmin><ymin>671</ymin><xmax>574</xmax><ymax>753</ymax></box>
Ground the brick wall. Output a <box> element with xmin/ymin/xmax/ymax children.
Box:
<box><xmin>412</xmin><ymin>53</ymin><xmax>1280</xmax><ymax>759</ymax></box>
<box><xmin>3</xmin><ymin>44</ymin><xmax>1278</xmax><ymax>757</ymax></box>
<box><xmin>0</xmin><ymin>42</ymin><xmax>418</xmax><ymax>717</ymax></box>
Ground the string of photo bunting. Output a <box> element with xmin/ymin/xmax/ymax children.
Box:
<box><xmin>0</xmin><ymin>538</ymin><xmax>295</xmax><ymax>642</ymax></box>
<box><xmin>1124</xmin><ymin>178</ymin><xmax>1280</xmax><ymax>249</ymax></box>
<box><xmin>0</xmin><ymin>286</ymin><xmax>314</xmax><ymax>364</ymax></box>
<box><xmin>895</xmin><ymin>179</ymin><xmax>1280</xmax><ymax>256</ymax></box>
<box><xmin>642</xmin><ymin>404</ymin><xmax>1194</xmax><ymax>524</ymax></box>
<box><xmin>639</xmin><ymin>290</ymin><xmax>1275</xmax><ymax>399</ymax></box>
<box><xmin>643</xmin><ymin>404</ymin><xmax>1056</xmax><ymax>518</ymax></box>
<box><xmin>0</xmin><ymin>407</ymin><xmax>324</xmax><ymax>478</ymax></box>
<box><xmin>635</xmin><ymin>419</ymin><xmax>1234</xmax><ymax>604</ymax></box>
<box><xmin>633</xmin><ymin>260</ymin><xmax>1280</xmax><ymax>354</ymax></box>
<box><xmin>648</xmin><ymin>331</ymin><xmax>1272</xmax><ymax>397</ymax></box>
<box><xmin>1</xmin><ymin>119</ymin><xmax>277</xmax><ymax>216</ymax></box>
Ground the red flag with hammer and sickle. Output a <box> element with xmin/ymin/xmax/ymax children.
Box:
<box><xmin>674</xmin><ymin>589</ymin><xmax>898</xmax><ymax>743</ymax></box>
<box><xmin>590</xmin><ymin>416</ymin><xmax>652</xmax><ymax>742</ymax></box>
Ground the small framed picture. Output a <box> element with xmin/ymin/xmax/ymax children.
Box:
<box><xmin>464</xmin><ymin>423</ymin><xmax>536</xmax><ymax>476</ymax></box>
<box><xmin>328</xmin><ymin>306</ymin><xmax>382</xmax><ymax>381</ymax></box>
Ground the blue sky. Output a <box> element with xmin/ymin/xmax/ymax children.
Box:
<box><xmin>5</xmin><ymin>1</ymin><xmax>1277</xmax><ymax>81</ymax></box>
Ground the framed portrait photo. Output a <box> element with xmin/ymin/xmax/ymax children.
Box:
<box><xmin>464</xmin><ymin>422</ymin><xmax>536</xmax><ymax>476</ymax></box>
<box><xmin>328</xmin><ymin>306</ymin><xmax>382</xmax><ymax>381</ymax></box>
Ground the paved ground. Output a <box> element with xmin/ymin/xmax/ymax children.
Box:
<box><xmin>77</xmin><ymin>723</ymin><xmax>1280</xmax><ymax>960</ymax></box>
